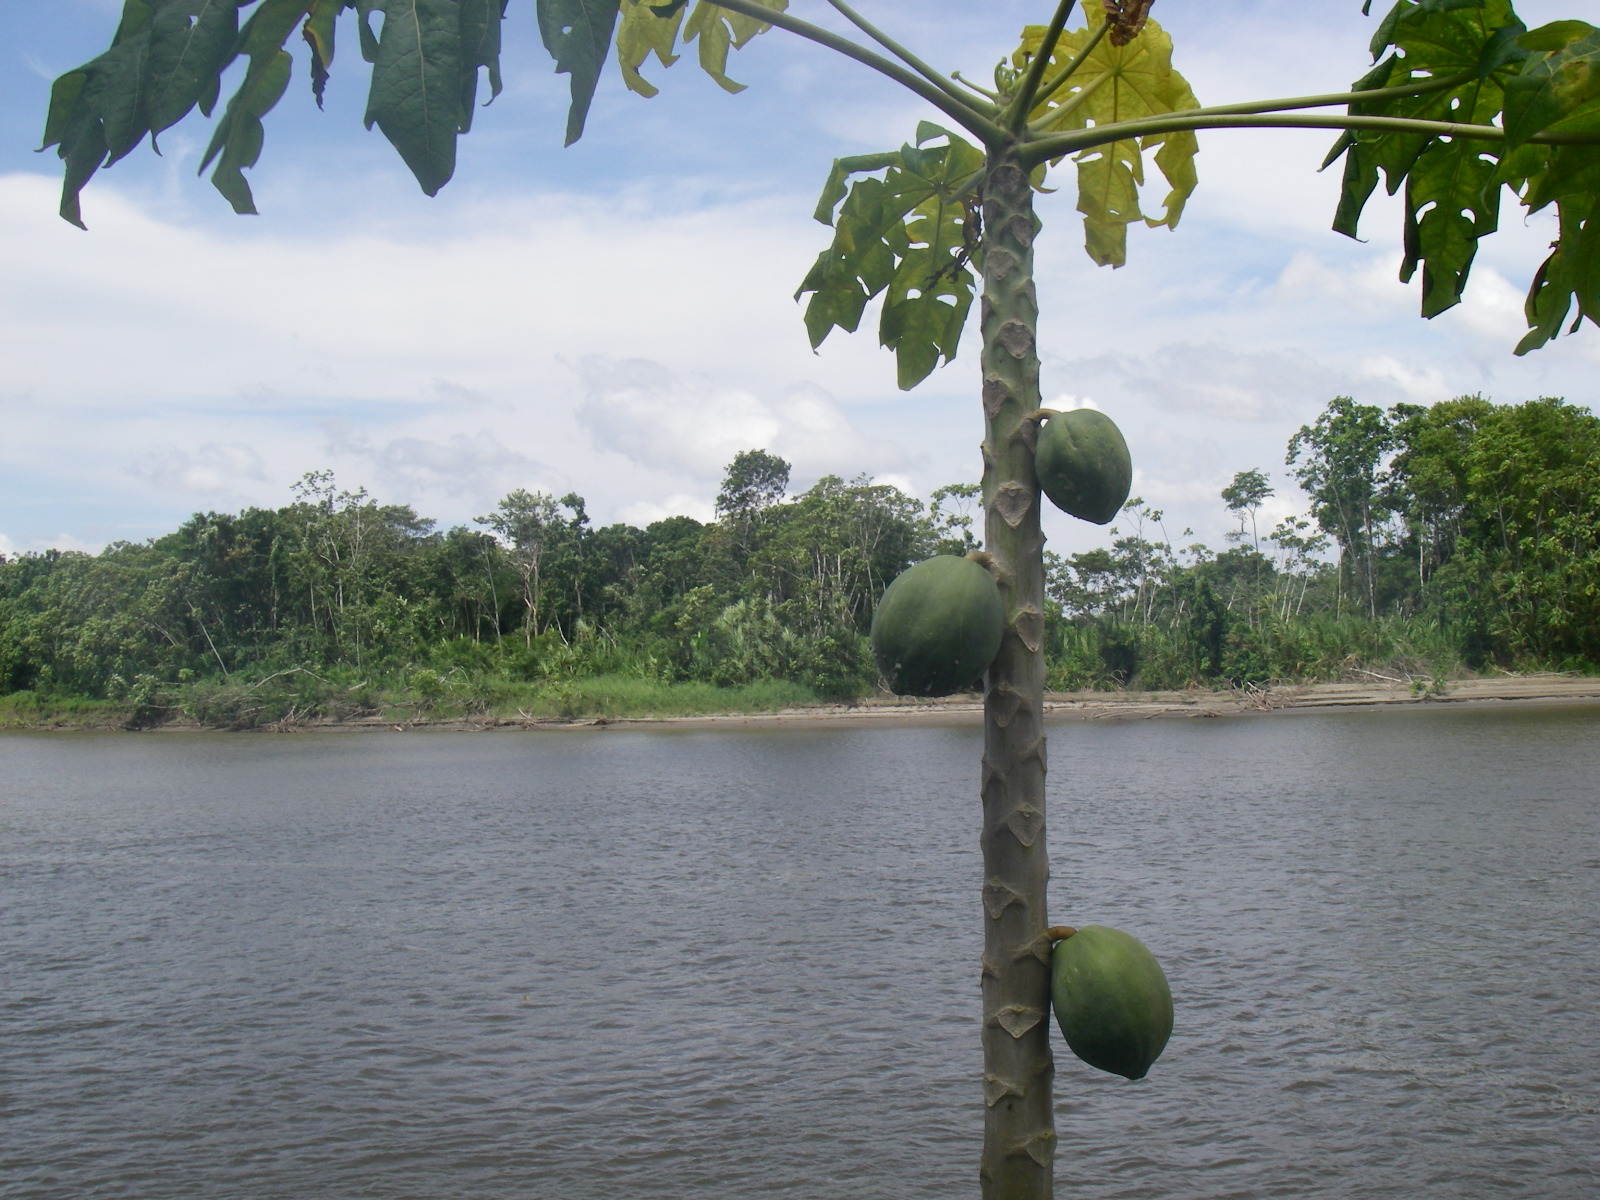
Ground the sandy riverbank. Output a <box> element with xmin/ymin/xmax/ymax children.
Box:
<box><xmin>327</xmin><ymin>673</ymin><xmax>1600</xmax><ymax>732</ymax></box>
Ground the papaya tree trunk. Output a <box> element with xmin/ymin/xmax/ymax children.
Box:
<box><xmin>977</xmin><ymin>151</ymin><xmax>1054</xmax><ymax>1199</ymax></box>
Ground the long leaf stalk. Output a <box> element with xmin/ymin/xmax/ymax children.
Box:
<box><xmin>1025</xmin><ymin>17</ymin><xmax>1114</xmax><ymax>116</ymax></box>
<box><xmin>1192</xmin><ymin>69</ymin><xmax>1478</xmax><ymax>118</ymax></box>
<box><xmin>1026</xmin><ymin>68</ymin><xmax>1115</xmax><ymax>137</ymax></box>
<box><xmin>1022</xmin><ymin>110</ymin><xmax>1600</xmax><ymax>167</ymax></box>
<box><xmin>706</xmin><ymin>0</ymin><xmax>1006</xmax><ymax>142</ymax></box>
<box><xmin>1004</xmin><ymin>0</ymin><xmax>1081</xmax><ymax>129</ymax></box>
<box><xmin>822</xmin><ymin>0</ymin><xmax>1000</xmax><ymax>118</ymax></box>
<box><xmin>976</xmin><ymin>149</ymin><xmax>1055</xmax><ymax>1200</ymax></box>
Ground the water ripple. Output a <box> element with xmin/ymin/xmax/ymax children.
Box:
<box><xmin>3</xmin><ymin>706</ymin><xmax>1598</xmax><ymax>1198</ymax></box>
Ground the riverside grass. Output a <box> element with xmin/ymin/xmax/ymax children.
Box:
<box><xmin>0</xmin><ymin>674</ymin><xmax>822</xmax><ymax>730</ymax></box>
<box><xmin>1</xmin><ymin>612</ymin><xmax>1586</xmax><ymax>731</ymax></box>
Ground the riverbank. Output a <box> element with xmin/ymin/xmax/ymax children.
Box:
<box><xmin>8</xmin><ymin>673</ymin><xmax>1600</xmax><ymax>732</ymax></box>
<box><xmin>526</xmin><ymin>673</ymin><xmax>1600</xmax><ymax>731</ymax></box>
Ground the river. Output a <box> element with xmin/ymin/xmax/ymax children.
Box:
<box><xmin>3</xmin><ymin>704</ymin><xmax>1597</xmax><ymax>1198</ymax></box>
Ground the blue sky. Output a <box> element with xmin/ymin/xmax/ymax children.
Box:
<box><xmin>3</xmin><ymin>0</ymin><xmax>1597</xmax><ymax>561</ymax></box>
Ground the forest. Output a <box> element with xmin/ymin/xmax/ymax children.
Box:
<box><xmin>4</xmin><ymin>392</ymin><xmax>1599</xmax><ymax>728</ymax></box>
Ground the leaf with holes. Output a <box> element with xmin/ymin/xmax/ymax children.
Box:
<box><xmin>538</xmin><ymin>0</ymin><xmax>624</xmax><ymax>146</ymax></box>
<box><xmin>1325</xmin><ymin>0</ymin><xmax>1525</xmax><ymax>316</ymax></box>
<box><xmin>797</xmin><ymin>127</ymin><xmax>985</xmax><ymax>390</ymax></box>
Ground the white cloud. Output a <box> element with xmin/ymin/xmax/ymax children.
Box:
<box><xmin>320</xmin><ymin>425</ymin><xmax>541</xmax><ymax>498</ymax></box>
<box><xmin>129</xmin><ymin>442</ymin><xmax>268</xmax><ymax>494</ymax></box>
<box><xmin>618</xmin><ymin>493</ymin><xmax>716</xmax><ymax>528</ymax></box>
<box><xmin>1355</xmin><ymin>355</ymin><xmax>1452</xmax><ymax>402</ymax></box>
<box><xmin>575</xmin><ymin>357</ymin><xmax>895</xmax><ymax>483</ymax></box>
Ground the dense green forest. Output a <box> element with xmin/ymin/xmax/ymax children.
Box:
<box><xmin>4</xmin><ymin>393</ymin><xmax>1598</xmax><ymax>728</ymax></box>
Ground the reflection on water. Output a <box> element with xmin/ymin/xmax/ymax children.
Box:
<box><xmin>3</xmin><ymin>704</ymin><xmax>1598</xmax><ymax>1198</ymax></box>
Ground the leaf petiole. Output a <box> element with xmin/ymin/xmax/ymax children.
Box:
<box><xmin>1027</xmin><ymin>67</ymin><xmax>1114</xmax><ymax>137</ymax></box>
<box><xmin>1028</xmin><ymin>17</ymin><xmax>1114</xmax><ymax>116</ymax></box>
<box><xmin>823</xmin><ymin>0</ymin><xmax>999</xmax><ymax>118</ymax></box>
<box><xmin>951</xmin><ymin>71</ymin><xmax>1002</xmax><ymax>103</ymax></box>
<box><xmin>1022</xmin><ymin>111</ymin><xmax>1600</xmax><ymax>169</ymax></box>
<box><xmin>1004</xmin><ymin>0</ymin><xmax>1082</xmax><ymax>130</ymax></box>
<box><xmin>1194</xmin><ymin>68</ymin><xmax>1478</xmax><ymax>119</ymax></box>
<box><xmin>704</xmin><ymin>0</ymin><xmax>1006</xmax><ymax>143</ymax></box>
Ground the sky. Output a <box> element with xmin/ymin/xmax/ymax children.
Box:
<box><xmin>3</xmin><ymin>0</ymin><xmax>1597</xmax><ymax>562</ymax></box>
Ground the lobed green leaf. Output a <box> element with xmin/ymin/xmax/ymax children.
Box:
<box><xmin>45</xmin><ymin>0</ymin><xmax>510</xmax><ymax>222</ymax></box>
<box><xmin>1503</xmin><ymin>23</ymin><xmax>1600</xmax><ymax>151</ymax></box>
<box><xmin>1329</xmin><ymin>1</ymin><xmax>1523</xmax><ymax>319</ymax></box>
<box><xmin>1516</xmin><ymin>192</ymin><xmax>1600</xmax><ymax>352</ymax></box>
<box><xmin>537</xmin><ymin>0</ymin><xmax>623</xmax><ymax>145</ymax></box>
<box><xmin>363</xmin><ymin>0</ymin><xmax>467</xmax><ymax>195</ymax></box>
<box><xmin>797</xmin><ymin>132</ymin><xmax>985</xmax><ymax>390</ymax></box>
<box><xmin>198</xmin><ymin>0</ymin><xmax>318</xmax><ymax>213</ymax></box>
<box><xmin>1335</xmin><ymin>3</ymin><xmax>1600</xmax><ymax>350</ymax></box>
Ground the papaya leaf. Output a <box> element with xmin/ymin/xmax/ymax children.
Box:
<box><xmin>41</xmin><ymin>0</ymin><xmax>258</xmax><ymax>227</ymax></box>
<box><xmin>363</xmin><ymin>0</ymin><xmax>467</xmax><ymax>194</ymax></box>
<box><xmin>99</xmin><ymin>40</ymin><xmax>155</xmax><ymax>165</ymax></box>
<box><xmin>681</xmin><ymin>0</ymin><xmax>786</xmax><ymax>94</ymax></box>
<box><xmin>613</xmin><ymin>0</ymin><xmax>784</xmax><ymax>99</ymax></box>
<box><xmin>113</xmin><ymin>0</ymin><xmax>161</xmax><ymax>46</ymax></box>
<box><xmin>1500</xmin><ymin>28</ymin><xmax>1600</xmax><ymax>351</ymax></box>
<box><xmin>1328</xmin><ymin>1</ymin><xmax>1526</xmax><ymax>318</ymax></box>
<box><xmin>812</xmin><ymin>150</ymin><xmax>901</xmax><ymax>223</ymax></box>
<box><xmin>458</xmin><ymin>0</ymin><xmax>509</xmax><ymax>130</ymax></box>
<box><xmin>305</xmin><ymin>0</ymin><xmax>356</xmax><ymax>107</ymax></box>
<box><xmin>200</xmin><ymin>45</ymin><xmax>294</xmax><ymax>213</ymax></box>
<box><xmin>1517</xmin><ymin>19</ymin><xmax>1599</xmax><ymax>53</ymax></box>
<box><xmin>797</xmin><ymin>132</ymin><xmax>985</xmax><ymax>390</ymax></box>
<box><xmin>1013</xmin><ymin>12</ymin><xmax>1199</xmax><ymax>268</ymax></box>
<box><xmin>357</xmin><ymin>0</ymin><xmax>383</xmax><ymax>61</ymax></box>
<box><xmin>197</xmin><ymin>0</ymin><xmax>314</xmax><ymax>213</ymax></box>
<box><xmin>144</xmin><ymin>1</ymin><xmax>246</xmax><ymax>145</ymax></box>
<box><xmin>1517</xmin><ymin>193</ymin><xmax>1600</xmax><ymax>352</ymax></box>
<box><xmin>1400</xmin><ymin>130</ymin><xmax>1502</xmax><ymax>316</ymax></box>
<box><xmin>1503</xmin><ymin>24</ymin><xmax>1600</xmax><ymax>151</ymax></box>
<box><xmin>616</xmin><ymin>0</ymin><xmax>684</xmax><ymax>98</ymax></box>
<box><xmin>536</xmin><ymin>0</ymin><xmax>623</xmax><ymax>146</ymax></box>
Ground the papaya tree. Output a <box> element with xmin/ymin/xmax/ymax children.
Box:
<box><xmin>40</xmin><ymin>2</ymin><xmax>1600</xmax><ymax>1197</ymax></box>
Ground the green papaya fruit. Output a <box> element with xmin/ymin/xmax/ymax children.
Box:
<box><xmin>1034</xmin><ymin>408</ymin><xmax>1132</xmax><ymax>525</ymax></box>
<box><xmin>870</xmin><ymin>555</ymin><xmax>1004</xmax><ymax>697</ymax></box>
<box><xmin>1051</xmin><ymin>924</ymin><xmax>1172</xmax><ymax>1080</ymax></box>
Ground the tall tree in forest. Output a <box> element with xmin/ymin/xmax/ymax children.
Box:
<box><xmin>1221</xmin><ymin>469</ymin><xmax>1273</xmax><ymax>554</ymax></box>
<box><xmin>42</xmin><ymin>3</ymin><xmax>1600</xmax><ymax>1196</ymax></box>
<box><xmin>1287</xmin><ymin>397</ymin><xmax>1394</xmax><ymax>619</ymax></box>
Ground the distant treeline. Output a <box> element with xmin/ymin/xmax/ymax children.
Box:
<box><xmin>3</xmin><ymin>395</ymin><xmax>1598</xmax><ymax>726</ymax></box>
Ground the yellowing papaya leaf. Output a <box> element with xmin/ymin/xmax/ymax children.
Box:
<box><xmin>617</xmin><ymin>0</ymin><xmax>684</xmax><ymax>97</ymax></box>
<box><xmin>304</xmin><ymin>0</ymin><xmax>352</xmax><ymax>107</ymax></box>
<box><xmin>683</xmin><ymin>0</ymin><xmax>786</xmax><ymax>94</ymax></box>
<box><xmin>1013</xmin><ymin>11</ymin><xmax>1199</xmax><ymax>268</ymax></box>
<box><xmin>613</xmin><ymin>0</ymin><xmax>783</xmax><ymax>98</ymax></box>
